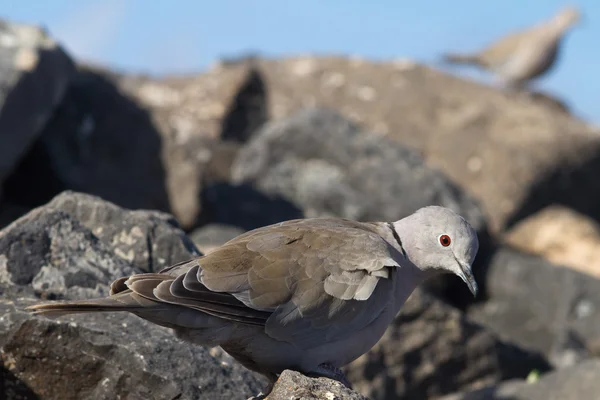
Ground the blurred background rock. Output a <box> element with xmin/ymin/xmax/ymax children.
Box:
<box><xmin>1</xmin><ymin>1</ymin><xmax>600</xmax><ymax>399</ymax></box>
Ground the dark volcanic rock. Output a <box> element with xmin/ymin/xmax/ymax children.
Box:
<box><xmin>0</xmin><ymin>191</ymin><xmax>265</xmax><ymax>400</ymax></box>
<box><xmin>0</xmin><ymin>191</ymin><xmax>197</xmax><ymax>300</ymax></box>
<box><xmin>1</xmin><ymin>299</ymin><xmax>265</xmax><ymax>400</ymax></box>
<box><xmin>6</xmin><ymin>66</ymin><xmax>173</xmax><ymax>219</ymax></box>
<box><xmin>441</xmin><ymin>359</ymin><xmax>600</xmax><ymax>400</ymax></box>
<box><xmin>199</xmin><ymin>182</ymin><xmax>304</xmax><ymax>231</ymax></box>
<box><xmin>469</xmin><ymin>247</ymin><xmax>600</xmax><ymax>369</ymax></box>
<box><xmin>345</xmin><ymin>289</ymin><xmax>551</xmax><ymax>400</ymax></box>
<box><xmin>0</xmin><ymin>19</ymin><xmax>74</xmax><ymax>198</ymax></box>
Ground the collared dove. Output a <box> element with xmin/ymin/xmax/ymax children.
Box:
<box><xmin>442</xmin><ymin>6</ymin><xmax>581</xmax><ymax>88</ymax></box>
<box><xmin>27</xmin><ymin>206</ymin><xmax>479</xmax><ymax>390</ymax></box>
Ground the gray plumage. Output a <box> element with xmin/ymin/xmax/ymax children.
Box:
<box><xmin>26</xmin><ymin>206</ymin><xmax>479</xmax><ymax>388</ymax></box>
<box><xmin>442</xmin><ymin>6</ymin><xmax>581</xmax><ymax>87</ymax></box>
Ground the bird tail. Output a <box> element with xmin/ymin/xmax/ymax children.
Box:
<box><xmin>442</xmin><ymin>53</ymin><xmax>482</xmax><ymax>66</ymax></box>
<box><xmin>25</xmin><ymin>292</ymin><xmax>146</xmax><ymax>318</ymax></box>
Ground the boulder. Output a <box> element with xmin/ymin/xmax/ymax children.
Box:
<box><xmin>119</xmin><ymin>56</ymin><xmax>599</xmax><ymax>233</ymax></box>
<box><xmin>1</xmin><ymin>299</ymin><xmax>265</xmax><ymax>400</ymax></box>
<box><xmin>0</xmin><ymin>191</ymin><xmax>265</xmax><ymax>399</ymax></box>
<box><xmin>345</xmin><ymin>289</ymin><xmax>550</xmax><ymax>400</ymax></box>
<box><xmin>0</xmin><ymin>191</ymin><xmax>197</xmax><ymax>300</ymax></box>
<box><xmin>468</xmin><ymin>247</ymin><xmax>600</xmax><ymax>368</ymax></box>
<box><xmin>232</xmin><ymin>108</ymin><xmax>486</xmax><ymax>228</ymax></box>
<box><xmin>2</xmin><ymin>64</ymin><xmax>248</xmax><ymax>232</ymax></box>
<box><xmin>440</xmin><ymin>359</ymin><xmax>600</xmax><ymax>400</ymax></box>
<box><xmin>504</xmin><ymin>205</ymin><xmax>600</xmax><ymax>278</ymax></box>
<box><xmin>0</xmin><ymin>19</ymin><xmax>74</xmax><ymax>199</ymax></box>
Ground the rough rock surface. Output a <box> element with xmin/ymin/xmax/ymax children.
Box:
<box><xmin>345</xmin><ymin>289</ymin><xmax>550</xmax><ymax>400</ymax></box>
<box><xmin>469</xmin><ymin>247</ymin><xmax>600</xmax><ymax>368</ymax></box>
<box><xmin>0</xmin><ymin>19</ymin><xmax>74</xmax><ymax>198</ymax></box>
<box><xmin>440</xmin><ymin>359</ymin><xmax>600</xmax><ymax>400</ymax></box>
<box><xmin>0</xmin><ymin>191</ymin><xmax>265</xmax><ymax>400</ymax></box>
<box><xmin>258</xmin><ymin>370</ymin><xmax>368</xmax><ymax>400</ymax></box>
<box><xmin>0</xmin><ymin>191</ymin><xmax>198</xmax><ymax>300</ymax></box>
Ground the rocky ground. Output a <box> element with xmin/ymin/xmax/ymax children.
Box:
<box><xmin>2</xmin><ymin>17</ymin><xmax>600</xmax><ymax>400</ymax></box>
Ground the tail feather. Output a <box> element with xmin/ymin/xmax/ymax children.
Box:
<box><xmin>23</xmin><ymin>288</ymin><xmax>169</xmax><ymax>318</ymax></box>
<box><xmin>442</xmin><ymin>53</ymin><xmax>482</xmax><ymax>66</ymax></box>
<box><xmin>25</xmin><ymin>296</ymin><xmax>145</xmax><ymax>318</ymax></box>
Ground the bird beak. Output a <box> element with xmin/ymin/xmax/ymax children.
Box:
<box><xmin>457</xmin><ymin>262</ymin><xmax>478</xmax><ymax>297</ymax></box>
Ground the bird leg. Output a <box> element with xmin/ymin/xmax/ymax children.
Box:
<box><xmin>307</xmin><ymin>363</ymin><xmax>353</xmax><ymax>389</ymax></box>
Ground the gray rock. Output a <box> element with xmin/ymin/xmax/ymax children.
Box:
<box><xmin>0</xmin><ymin>191</ymin><xmax>265</xmax><ymax>399</ymax></box>
<box><xmin>2</xmin><ymin>299</ymin><xmax>265</xmax><ymax>400</ymax></box>
<box><xmin>440</xmin><ymin>359</ymin><xmax>600</xmax><ymax>400</ymax></box>
<box><xmin>2</xmin><ymin>66</ymin><xmax>174</xmax><ymax>227</ymax></box>
<box><xmin>251</xmin><ymin>370</ymin><xmax>367</xmax><ymax>400</ymax></box>
<box><xmin>0</xmin><ymin>19</ymin><xmax>74</xmax><ymax>197</ymax></box>
<box><xmin>232</xmin><ymin>108</ymin><xmax>487</xmax><ymax>230</ymax></box>
<box><xmin>44</xmin><ymin>190</ymin><xmax>200</xmax><ymax>273</ymax></box>
<box><xmin>199</xmin><ymin>182</ymin><xmax>304</xmax><ymax>231</ymax></box>
<box><xmin>0</xmin><ymin>191</ymin><xmax>197</xmax><ymax>300</ymax></box>
<box><xmin>468</xmin><ymin>247</ymin><xmax>600</xmax><ymax>368</ymax></box>
<box><xmin>345</xmin><ymin>289</ymin><xmax>551</xmax><ymax>400</ymax></box>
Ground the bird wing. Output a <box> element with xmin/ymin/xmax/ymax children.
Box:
<box><xmin>130</xmin><ymin>218</ymin><xmax>402</xmax><ymax>349</ymax></box>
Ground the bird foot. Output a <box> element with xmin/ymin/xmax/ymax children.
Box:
<box><xmin>307</xmin><ymin>363</ymin><xmax>353</xmax><ymax>389</ymax></box>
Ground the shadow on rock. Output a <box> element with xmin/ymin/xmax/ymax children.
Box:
<box><xmin>2</xmin><ymin>66</ymin><xmax>171</xmax><ymax>222</ymax></box>
<box><xmin>525</xmin><ymin>89</ymin><xmax>571</xmax><ymax>115</ymax></box>
<box><xmin>345</xmin><ymin>289</ymin><xmax>550</xmax><ymax>400</ymax></box>
<box><xmin>1</xmin><ymin>366</ymin><xmax>41</xmax><ymax>400</ymax></box>
<box><xmin>197</xmin><ymin>182</ymin><xmax>304</xmax><ymax>231</ymax></box>
<box><xmin>220</xmin><ymin>66</ymin><xmax>269</xmax><ymax>144</ymax></box>
<box><xmin>505</xmin><ymin>148</ymin><xmax>600</xmax><ymax>231</ymax></box>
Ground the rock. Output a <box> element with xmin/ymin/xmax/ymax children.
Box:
<box><xmin>6</xmin><ymin>52</ymin><xmax>596</xmax><ymax>235</ymax></box>
<box><xmin>0</xmin><ymin>19</ymin><xmax>74</xmax><ymax>198</ymax></box>
<box><xmin>231</xmin><ymin>107</ymin><xmax>493</xmax><ymax>307</ymax></box>
<box><xmin>232</xmin><ymin>107</ymin><xmax>486</xmax><ymax>231</ymax></box>
<box><xmin>504</xmin><ymin>205</ymin><xmax>600</xmax><ymax>278</ymax></box>
<box><xmin>189</xmin><ymin>223</ymin><xmax>246</xmax><ymax>254</ymax></box>
<box><xmin>468</xmin><ymin>247</ymin><xmax>600</xmax><ymax>369</ymax></box>
<box><xmin>121</xmin><ymin>56</ymin><xmax>599</xmax><ymax>233</ymax></box>
<box><xmin>344</xmin><ymin>289</ymin><xmax>551</xmax><ymax>400</ymax></box>
<box><xmin>252</xmin><ymin>370</ymin><xmax>367</xmax><ymax>400</ymax></box>
<box><xmin>0</xmin><ymin>191</ymin><xmax>265</xmax><ymax>399</ymax></box>
<box><xmin>2</xmin><ymin>298</ymin><xmax>265</xmax><ymax>400</ymax></box>
<box><xmin>198</xmin><ymin>182</ymin><xmax>304</xmax><ymax>232</ymax></box>
<box><xmin>2</xmin><ymin>66</ymin><xmax>173</xmax><ymax>223</ymax></box>
<box><xmin>3</xmin><ymin>61</ymin><xmax>269</xmax><ymax>232</ymax></box>
<box><xmin>0</xmin><ymin>191</ymin><xmax>197</xmax><ymax>300</ymax></box>
<box><xmin>440</xmin><ymin>359</ymin><xmax>600</xmax><ymax>400</ymax></box>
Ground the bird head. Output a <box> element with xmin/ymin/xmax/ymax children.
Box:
<box><xmin>555</xmin><ymin>6</ymin><xmax>581</xmax><ymax>29</ymax></box>
<box><xmin>393</xmin><ymin>206</ymin><xmax>480</xmax><ymax>296</ymax></box>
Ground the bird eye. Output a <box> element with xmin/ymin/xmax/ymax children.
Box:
<box><xmin>439</xmin><ymin>235</ymin><xmax>451</xmax><ymax>247</ymax></box>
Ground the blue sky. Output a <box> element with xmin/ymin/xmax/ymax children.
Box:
<box><xmin>1</xmin><ymin>1</ymin><xmax>598</xmax><ymax>122</ymax></box>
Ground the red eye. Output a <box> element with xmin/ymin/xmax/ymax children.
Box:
<box><xmin>439</xmin><ymin>235</ymin><xmax>451</xmax><ymax>247</ymax></box>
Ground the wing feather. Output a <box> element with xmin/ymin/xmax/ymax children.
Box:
<box><xmin>105</xmin><ymin>218</ymin><xmax>403</xmax><ymax>349</ymax></box>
